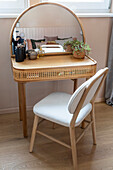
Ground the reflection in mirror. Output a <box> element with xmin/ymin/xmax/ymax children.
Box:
<box><xmin>12</xmin><ymin>3</ymin><xmax>84</xmax><ymax>55</ymax></box>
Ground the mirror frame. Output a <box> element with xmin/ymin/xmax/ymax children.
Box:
<box><xmin>10</xmin><ymin>2</ymin><xmax>85</xmax><ymax>57</ymax></box>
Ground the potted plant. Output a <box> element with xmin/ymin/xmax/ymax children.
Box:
<box><xmin>72</xmin><ymin>40</ymin><xmax>91</xmax><ymax>59</ymax></box>
<box><xmin>63</xmin><ymin>40</ymin><xmax>73</xmax><ymax>52</ymax></box>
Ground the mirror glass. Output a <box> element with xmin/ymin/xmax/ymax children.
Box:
<box><xmin>12</xmin><ymin>3</ymin><xmax>84</xmax><ymax>55</ymax></box>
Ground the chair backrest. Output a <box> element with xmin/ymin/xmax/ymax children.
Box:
<box><xmin>68</xmin><ymin>67</ymin><xmax>108</xmax><ymax>116</ymax></box>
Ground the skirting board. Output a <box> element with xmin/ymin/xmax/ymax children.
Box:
<box><xmin>95</xmin><ymin>97</ymin><xmax>105</xmax><ymax>103</ymax></box>
<box><xmin>0</xmin><ymin>98</ymin><xmax>105</xmax><ymax>114</ymax></box>
<box><xmin>0</xmin><ymin>106</ymin><xmax>33</xmax><ymax>115</ymax></box>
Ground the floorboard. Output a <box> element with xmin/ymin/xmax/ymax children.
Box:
<box><xmin>0</xmin><ymin>103</ymin><xmax>113</xmax><ymax>170</ymax></box>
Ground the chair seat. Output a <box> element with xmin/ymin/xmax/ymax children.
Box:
<box><xmin>33</xmin><ymin>92</ymin><xmax>92</xmax><ymax>127</ymax></box>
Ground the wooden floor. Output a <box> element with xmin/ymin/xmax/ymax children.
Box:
<box><xmin>0</xmin><ymin>103</ymin><xmax>113</xmax><ymax>170</ymax></box>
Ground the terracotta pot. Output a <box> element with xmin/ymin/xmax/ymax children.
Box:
<box><xmin>65</xmin><ymin>45</ymin><xmax>73</xmax><ymax>52</ymax></box>
<box><xmin>73</xmin><ymin>51</ymin><xmax>85</xmax><ymax>59</ymax></box>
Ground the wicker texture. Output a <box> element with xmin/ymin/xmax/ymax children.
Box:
<box><xmin>13</xmin><ymin>67</ymin><xmax>96</xmax><ymax>82</ymax></box>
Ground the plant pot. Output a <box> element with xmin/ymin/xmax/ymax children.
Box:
<box><xmin>65</xmin><ymin>45</ymin><xmax>73</xmax><ymax>52</ymax></box>
<box><xmin>73</xmin><ymin>51</ymin><xmax>85</xmax><ymax>59</ymax></box>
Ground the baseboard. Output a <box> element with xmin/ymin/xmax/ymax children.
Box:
<box><xmin>0</xmin><ymin>98</ymin><xmax>105</xmax><ymax>114</ymax></box>
<box><xmin>95</xmin><ymin>97</ymin><xmax>105</xmax><ymax>103</ymax></box>
<box><xmin>0</xmin><ymin>106</ymin><xmax>33</xmax><ymax>114</ymax></box>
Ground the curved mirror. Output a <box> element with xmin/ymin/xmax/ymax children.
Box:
<box><xmin>11</xmin><ymin>3</ymin><xmax>84</xmax><ymax>55</ymax></box>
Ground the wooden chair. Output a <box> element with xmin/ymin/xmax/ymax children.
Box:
<box><xmin>30</xmin><ymin>67</ymin><xmax>108</xmax><ymax>170</ymax></box>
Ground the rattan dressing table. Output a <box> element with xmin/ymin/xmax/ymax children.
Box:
<box><xmin>10</xmin><ymin>2</ymin><xmax>97</xmax><ymax>137</ymax></box>
<box><xmin>11</xmin><ymin>54</ymin><xmax>96</xmax><ymax>137</ymax></box>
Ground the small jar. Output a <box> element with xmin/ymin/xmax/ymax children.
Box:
<box><xmin>15</xmin><ymin>45</ymin><xmax>25</xmax><ymax>62</ymax></box>
<box><xmin>28</xmin><ymin>51</ymin><xmax>37</xmax><ymax>60</ymax></box>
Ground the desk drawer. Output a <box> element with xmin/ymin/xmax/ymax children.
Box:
<box><xmin>13</xmin><ymin>65</ymin><xmax>96</xmax><ymax>82</ymax></box>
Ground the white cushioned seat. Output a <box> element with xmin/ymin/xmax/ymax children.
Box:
<box><xmin>33</xmin><ymin>92</ymin><xmax>92</xmax><ymax>127</ymax></box>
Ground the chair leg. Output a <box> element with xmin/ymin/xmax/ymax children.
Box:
<box><xmin>81</xmin><ymin>121</ymin><xmax>85</xmax><ymax>129</ymax></box>
<box><xmin>29</xmin><ymin>115</ymin><xmax>39</xmax><ymax>153</ymax></box>
<box><xmin>52</xmin><ymin>123</ymin><xmax>55</xmax><ymax>129</ymax></box>
<box><xmin>91</xmin><ymin>103</ymin><xmax>96</xmax><ymax>145</ymax></box>
<box><xmin>69</xmin><ymin>127</ymin><xmax>78</xmax><ymax>170</ymax></box>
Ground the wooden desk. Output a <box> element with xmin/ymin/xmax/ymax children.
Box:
<box><xmin>11</xmin><ymin>54</ymin><xmax>97</xmax><ymax>137</ymax></box>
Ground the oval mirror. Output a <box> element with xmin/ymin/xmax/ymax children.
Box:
<box><xmin>10</xmin><ymin>2</ymin><xmax>85</xmax><ymax>57</ymax></box>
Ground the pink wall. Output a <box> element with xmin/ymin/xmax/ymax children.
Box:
<box><xmin>80</xmin><ymin>17</ymin><xmax>112</xmax><ymax>101</ymax></box>
<box><xmin>0</xmin><ymin>16</ymin><xmax>112</xmax><ymax>113</ymax></box>
<box><xmin>0</xmin><ymin>18</ymin><xmax>57</xmax><ymax>113</ymax></box>
<box><xmin>30</xmin><ymin>0</ymin><xmax>40</xmax><ymax>6</ymax></box>
<box><xmin>57</xmin><ymin>17</ymin><xmax>112</xmax><ymax>102</ymax></box>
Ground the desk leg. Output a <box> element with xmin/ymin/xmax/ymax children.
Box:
<box><xmin>18</xmin><ymin>83</ymin><xmax>23</xmax><ymax>121</ymax></box>
<box><xmin>73</xmin><ymin>79</ymin><xmax>77</xmax><ymax>92</ymax></box>
<box><xmin>18</xmin><ymin>82</ymin><xmax>27</xmax><ymax>137</ymax></box>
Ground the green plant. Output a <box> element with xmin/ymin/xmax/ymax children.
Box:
<box><xmin>72</xmin><ymin>40</ymin><xmax>91</xmax><ymax>55</ymax></box>
<box><xmin>63</xmin><ymin>40</ymin><xmax>73</xmax><ymax>50</ymax></box>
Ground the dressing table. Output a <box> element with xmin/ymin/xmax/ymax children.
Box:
<box><xmin>10</xmin><ymin>2</ymin><xmax>97</xmax><ymax>137</ymax></box>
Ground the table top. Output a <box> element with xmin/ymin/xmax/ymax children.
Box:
<box><xmin>11</xmin><ymin>54</ymin><xmax>97</xmax><ymax>70</ymax></box>
<box><xmin>11</xmin><ymin>54</ymin><xmax>97</xmax><ymax>82</ymax></box>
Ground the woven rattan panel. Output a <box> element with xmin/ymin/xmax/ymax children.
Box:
<box><xmin>13</xmin><ymin>67</ymin><xmax>95</xmax><ymax>82</ymax></box>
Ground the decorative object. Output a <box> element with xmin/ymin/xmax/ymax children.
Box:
<box><xmin>63</xmin><ymin>40</ymin><xmax>73</xmax><ymax>52</ymax></box>
<box><xmin>37</xmin><ymin>46</ymin><xmax>45</xmax><ymax>58</ymax></box>
<box><xmin>72</xmin><ymin>40</ymin><xmax>91</xmax><ymax>59</ymax></box>
<box><xmin>28</xmin><ymin>50</ymin><xmax>37</xmax><ymax>60</ymax></box>
<box><xmin>63</xmin><ymin>40</ymin><xmax>91</xmax><ymax>58</ymax></box>
<box><xmin>46</xmin><ymin>41</ymin><xmax>56</xmax><ymax>44</ymax></box>
<box><xmin>15</xmin><ymin>44</ymin><xmax>25</xmax><ymax>62</ymax></box>
<box><xmin>73</xmin><ymin>50</ymin><xmax>85</xmax><ymax>59</ymax></box>
<box><xmin>44</xmin><ymin>36</ymin><xmax>58</xmax><ymax>41</ymax></box>
<box><xmin>26</xmin><ymin>39</ymin><xmax>33</xmax><ymax>50</ymax></box>
<box><xmin>57</xmin><ymin>36</ymin><xmax>72</xmax><ymax>40</ymax></box>
<box><xmin>31</xmin><ymin>39</ymin><xmax>45</xmax><ymax>49</ymax></box>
